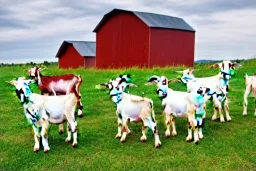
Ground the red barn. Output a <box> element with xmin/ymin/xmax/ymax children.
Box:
<box><xmin>56</xmin><ymin>41</ymin><xmax>96</xmax><ymax>69</ymax></box>
<box><xmin>93</xmin><ymin>9</ymin><xmax>195</xmax><ymax>68</ymax></box>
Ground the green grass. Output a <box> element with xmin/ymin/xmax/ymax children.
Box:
<box><xmin>0</xmin><ymin>59</ymin><xmax>256</xmax><ymax>170</ymax></box>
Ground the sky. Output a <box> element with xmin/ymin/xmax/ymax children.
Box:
<box><xmin>1</xmin><ymin>0</ymin><xmax>256</xmax><ymax>63</ymax></box>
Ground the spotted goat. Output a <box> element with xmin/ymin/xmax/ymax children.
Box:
<box><xmin>148</xmin><ymin>75</ymin><xmax>205</xmax><ymax>144</ymax></box>
<box><xmin>100</xmin><ymin>77</ymin><xmax>161</xmax><ymax>148</ymax></box>
<box><xmin>7</xmin><ymin>77</ymin><xmax>79</xmax><ymax>152</ymax></box>
<box><xmin>177</xmin><ymin>60</ymin><xmax>241</xmax><ymax>122</ymax></box>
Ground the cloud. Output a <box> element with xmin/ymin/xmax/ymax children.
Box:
<box><xmin>0</xmin><ymin>0</ymin><xmax>256</xmax><ymax>63</ymax></box>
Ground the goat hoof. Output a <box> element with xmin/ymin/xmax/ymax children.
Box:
<box><xmin>155</xmin><ymin>143</ymin><xmax>161</xmax><ymax>148</ymax></box>
<box><xmin>65</xmin><ymin>138</ymin><xmax>71</xmax><ymax>142</ymax></box>
<box><xmin>77</xmin><ymin>109</ymin><xmax>83</xmax><ymax>117</ymax></box>
<box><xmin>59</xmin><ymin>130</ymin><xmax>64</xmax><ymax>135</ymax></box>
<box><xmin>165</xmin><ymin>131</ymin><xmax>171</xmax><ymax>138</ymax></box>
<box><xmin>186</xmin><ymin>138</ymin><xmax>193</xmax><ymax>142</ymax></box>
<box><xmin>44</xmin><ymin>149</ymin><xmax>49</xmax><ymax>153</ymax></box>
<box><xmin>115</xmin><ymin>134</ymin><xmax>121</xmax><ymax>139</ymax></box>
<box><xmin>120</xmin><ymin>138</ymin><xmax>126</xmax><ymax>143</ymax></box>
<box><xmin>194</xmin><ymin>141</ymin><xmax>199</xmax><ymax>145</ymax></box>
<box><xmin>72</xmin><ymin>143</ymin><xmax>77</xmax><ymax>148</ymax></box>
<box><xmin>34</xmin><ymin>148</ymin><xmax>39</xmax><ymax>152</ymax></box>
<box><xmin>172</xmin><ymin>132</ymin><xmax>177</xmax><ymax>136</ymax></box>
<box><xmin>77</xmin><ymin>114</ymin><xmax>83</xmax><ymax>118</ymax></box>
<box><xmin>140</xmin><ymin>138</ymin><xmax>147</xmax><ymax>142</ymax></box>
<box><xmin>243</xmin><ymin>113</ymin><xmax>247</xmax><ymax>116</ymax></box>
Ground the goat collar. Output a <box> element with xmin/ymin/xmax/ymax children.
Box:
<box><xmin>110</xmin><ymin>92</ymin><xmax>122</xmax><ymax>104</ymax></box>
<box><xmin>24</xmin><ymin>102</ymin><xmax>40</xmax><ymax>127</ymax></box>
<box><xmin>220</xmin><ymin>71</ymin><xmax>232</xmax><ymax>77</ymax></box>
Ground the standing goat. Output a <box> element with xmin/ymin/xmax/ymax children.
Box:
<box><xmin>243</xmin><ymin>74</ymin><xmax>256</xmax><ymax>116</ymax></box>
<box><xmin>7</xmin><ymin>77</ymin><xmax>79</xmax><ymax>152</ymax></box>
<box><xmin>177</xmin><ymin>60</ymin><xmax>241</xmax><ymax>122</ymax></box>
<box><xmin>26</xmin><ymin>66</ymin><xmax>83</xmax><ymax>115</ymax></box>
<box><xmin>101</xmin><ymin>77</ymin><xmax>161</xmax><ymax>148</ymax></box>
<box><xmin>26</xmin><ymin>67</ymin><xmax>83</xmax><ymax>134</ymax></box>
<box><xmin>148</xmin><ymin>75</ymin><xmax>204</xmax><ymax>144</ymax></box>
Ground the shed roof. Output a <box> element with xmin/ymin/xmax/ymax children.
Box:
<box><xmin>93</xmin><ymin>9</ymin><xmax>195</xmax><ymax>32</ymax></box>
<box><xmin>56</xmin><ymin>41</ymin><xmax>96</xmax><ymax>58</ymax></box>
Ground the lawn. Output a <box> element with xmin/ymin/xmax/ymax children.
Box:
<box><xmin>0</xmin><ymin>59</ymin><xmax>255</xmax><ymax>170</ymax></box>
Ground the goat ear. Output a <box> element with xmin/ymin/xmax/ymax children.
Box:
<box><xmin>231</xmin><ymin>62</ymin><xmax>242</xmax><ymax>69</ymax></box>
<box><xmin>244</xmin><ymin>74</ymin><xmax>248</xmax><ymax>79</ymax></box>
<box><xmin>210</xmin><ymin>63</ymin><xmax>221</xmax><ymax>68</ymax></box>
<box><xmin>6</xmin><ymin>80</ymin><xmax>17</xmax><ymax>86</ymax></box>
<box><xmin>168</xmin><ymin>78</ymin><xmax>181</xmax><ymax>83</ymax></box>
<box><xmin>119</xmin><ymin>78</ymin><xmax>127</xmax><ymax>84</ymax></box>
<box><xmin>205</xmin><ymin>88</ymin><xmax>210</xmax><ymax>93</ymax></box>
<box><xmin>39</xmin><ymin>67</ymin><xmax>47</xmax><ymax>71</ymax></box>
<box><xmin>128</xmin><ymin>83</ymin><xmax>138</xmax><ymax>87</ymax></box>
<box><xmin>96</xmin><ymin>83</ymin><xmax>108</xmax><ymax>89</ymax></box>
<box><xmin>148</xmin><ymin>76</ymin><xmax>160</xmax><ymax>83</ymax></box>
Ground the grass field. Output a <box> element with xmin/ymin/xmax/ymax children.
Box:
<box><xmin>0</xmin><ymin>59</ymin><xmax>255</xmax><ymax>170</ymax></box>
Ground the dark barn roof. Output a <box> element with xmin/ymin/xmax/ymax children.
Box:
<box><xmin>56</xmin><ymin>41</ymin><xmax>96</xmax><ymax>58</ymax></box>
<box><xmin>93</xmin><ymin>9</ymin><xmax>195</xmax><ymax>32</ymax></box>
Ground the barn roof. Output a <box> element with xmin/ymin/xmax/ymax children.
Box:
<box><xmin>56</xmin><ymin>41</ymin><xmax>96</xmax><ymax>58</ymax></box>
<box><xmin>93</xmin><ymin>9</ymin><xmax>195</xmax><ymax>32</ymax></box>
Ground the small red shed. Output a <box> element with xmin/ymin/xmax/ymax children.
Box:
<box><xmin>56</xmin><ymin>41</ymin><xmax>96</xmax><ymax>69</ymax></box>
<box><xmin>93</xmin><ymin>9</ymin><xmax>195</xmax><ymax>68</ymax></box>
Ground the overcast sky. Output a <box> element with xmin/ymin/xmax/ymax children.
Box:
<box><xmin>1</xmin><ymin>0</ymin><xmax>256</xmax><ymax>63</ymax></box>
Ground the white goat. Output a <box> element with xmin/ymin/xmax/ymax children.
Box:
<box><xmin>7</xmin><ymin>77</ymin><xmax>78</xmax><ymax>152</ymax></box>
<box><xmin>243</xmin><ymin>74</ymin><xmax>256</xmax><ymax>116</ymax></box>
<box><xmin>148</xmin><ymin>75</ymin><xmax>204</xmax><ymax>144</ymax></box>
<box><xmin>177</xmin><ymin>60</ymin><xmax>241</xmax><ymax>122</ymax></box>
<box><xmin>102</xmin><ymin>78</ymin><xmax>161</xmax><ymax>148</ymax></box>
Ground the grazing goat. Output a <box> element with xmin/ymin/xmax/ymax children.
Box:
<box><xmin>243</xmin><ymin>74</ymin><xmax>256</xmax><ymax>116</ymax></box>
<box><xmin>148</xmin><ymin>75</ymin><xmax>204</xmax><ymax>144</ymax></box>
<box><xmin>177</xmin><ymin>60</ymin><xmax>241</xmax><ymax>122</ymax></box>
<box><xmin>7</xmin><ymin>77</ymin><xmax>79</xmax><ymax>152</ymax></box>
<box><xmin>101</xmin><ymin>77</ymin><xmax>161</xmax><ymax>148</ymax></box>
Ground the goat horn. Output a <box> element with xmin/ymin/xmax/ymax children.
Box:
<box><xmin>148</xmin><ymin>75</ymin><xmax>160</xmax><ymax>83</ymax></box>
<box><xmin>210</xmin><ymin>63</ymin><xmax>221</xmax><ymax>68</ymax></box>
<box><xmin>5</xmin><ymin>80</ymin><xmax>16</xmax><ymax>85</ymax></box>
<box><xmin>128</xmin><ymin>83</ymin><xmax>138</xmax><ymax>87</ymax></box>
<box><xmin>39</xmin><ymin>67</ymin><xmax>47</xmax><ymax>71</ymax></box>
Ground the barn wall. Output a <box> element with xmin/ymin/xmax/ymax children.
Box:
<box><xmin>149</xmin><ymin>28</ymin><xmax>195</xmax><ymax>67</ymax></box>
<box><xmin>96</xmin><ymin>12</ymin><xmax>150</xmax><ymax>68</ymax></box>
<box><xmin>58</xmin><ymin>45</ymin><xmax>84</xmax><ymax>69</ymax></box>
<box><xmin>84</xmin><ymin>57</ymin><xmax>96</xmax><ymax>68</ymax></box>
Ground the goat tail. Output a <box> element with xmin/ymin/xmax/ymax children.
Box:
<box><xmin>74</xmin><ymin>75</ymin><xmax>82</xmax><ymax>99</ymax></box>
<box><xmin>77</xmin><ymin>75</ymin><xmax>82</xmax><ymax>83</ymax></box>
